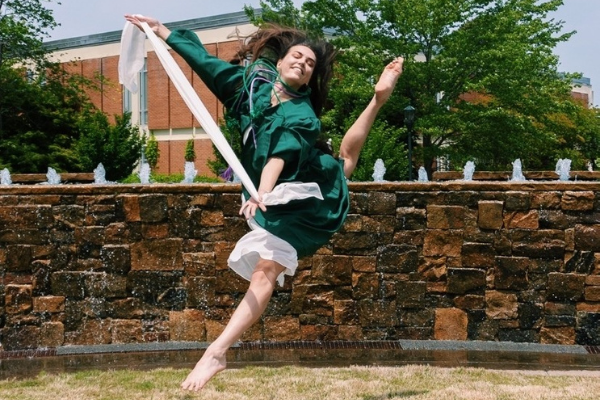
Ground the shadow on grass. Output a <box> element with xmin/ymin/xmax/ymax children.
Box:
<box><xmin>363</xmin><ymin>390</ymin><xmax>428</xmax><ymax>399</ymax></box>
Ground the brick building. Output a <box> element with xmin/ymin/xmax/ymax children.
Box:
<box><xmin>45</xmin><ymin>11</ymin><xmax>259</xmax><ymax>178</ymax></box>
<box><xmin>44</xmin><ymin>10</ymin><xmax>594</xmax><ymax>178</ymax></box>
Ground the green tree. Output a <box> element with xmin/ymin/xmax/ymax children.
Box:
<box><xmin>0</xmin><ymin>0</ymin><xmax>111</xmax><ymax>173</ymax></box>
<box><xmin>76</xmin><ymin>112</ymin><xmax>145</xmax><ymax>182</ymax></box>
<box><xmin>184</xmin><ymin>138</ymin><xmax>196</xmax><ymax>162</ymax></box>
<box><xmin>0</xmin><ymin>0</ymin><xmax>59</xmax><ymax>133</ymax></box>
<box><xmin>251</xmin><ymin>0</ymin><xmax>590</xmax><ymax>178</ymax></box>
<box><xmin>145</xmin><ymin>131</ymin><xmax>160</xmax><ymax>169</ymax></box>
<box><xmin>0</xmin><ymin>61</ymin><xmax>99</xmax><ymax>172</ymax></box>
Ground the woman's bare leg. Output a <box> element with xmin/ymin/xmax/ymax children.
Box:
<box><xmin>180</xmin><ymin>259</ymin><xmax>285</xmax><ymax>391</ymax></box>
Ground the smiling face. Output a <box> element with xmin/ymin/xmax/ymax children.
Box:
<box><xmin>276</xmin><ymin>45</ymin><xmax>317</xmax><ymax>90</ymax></box>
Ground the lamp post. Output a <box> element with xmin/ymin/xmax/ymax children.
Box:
<box><xmin>404</xmin><ymin>105</ymin><xmax>416</xmax><ymax>181</ymax></box>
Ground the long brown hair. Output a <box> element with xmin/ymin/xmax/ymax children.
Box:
<box><xmin>233</xmin><ymin>26</ymin><xmax>337</xmax><ymax>117</ymax></box>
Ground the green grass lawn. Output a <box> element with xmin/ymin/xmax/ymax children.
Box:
<box><xmin>1</xmin><ymin>365</ymin><xmax>599</xmax><ymax>400</ymax></box>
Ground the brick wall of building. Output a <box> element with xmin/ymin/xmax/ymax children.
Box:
<box><xmin>63</xmin><ymin>36</ymin><xmax>243</xmax><ymax>178</ymax></box>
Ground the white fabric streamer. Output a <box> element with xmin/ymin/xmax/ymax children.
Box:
<box><xmin>118</xmin><ymin>20</ymin><xmax>260</xmax><ymax>201</ymax></box>
<box><xmin>118</xmin><ymin>22</ymin><xmax>145</xmax><ymax>94</ymax></box>
<box><xmin>118</xmin><ymin>19</ymin><xmax>324</xmax><ymax>206</ymax></box>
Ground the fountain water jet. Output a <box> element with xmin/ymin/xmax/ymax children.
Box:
<box><xmin>138</xmin><ymin>162</ymin><xmax>151</xmax><ymax>184</ymax></box>
<box><xmin>372</xmin><ymin>159</ymin><xmax>386</xmax><ymax>182</ymax></box>
<box><xmin>93</xmin><ymin>163</ymin><xmax>111</xmax><ymax>184</ymax></box>
<box><xmin>510</xmin><ymin>159</ymin><xmax>526</xmax><ymax>181</ymax></box>
<box><xmin>555</xmin><ymin>158</ymin><xmax>572</xmax><ymax>181</ymax></box>
<box><xmin>45</xmin><ymin>167</ymin><xmax>61</xmax><ymax>184</ymax></box>
<box><xmin>418</xmin><ymin>167</ymin><xmax>429</xmax><ymax>182</ymax></box>
<box><xmin>181</xmin><ymin>161</ymin><xmax>197</xmax><ymax>184</ymax></box>
<box><xmin>463</xmin><ymin>161</ymin><xmax>475</xmax><ymax>181</ymax></box>
<box><xmin>1</xmin><ymin>168</ymin><xmax>11</xmax><ymax>185</ymax></box>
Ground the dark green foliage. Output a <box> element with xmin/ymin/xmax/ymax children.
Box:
<box><xmin>145</xmin><ymin>131</ymin><xmax>160</xmax><ymax>169</ymax></box>
<box><xmin>184</xmin><ymin>138</ymin><xmax>196</xmax><ymax>162</ymax></box>
<box><xmin>247</xmin><ymin>0</ymin><xmax>600</xmax><ymax>178</ymax></box>
<box><xmin>0</xmin><ymin>63</ymin><xmax>96</xmax><ymax>172</ymax></box>
<box><xmin>76</xmin><ymin>112</ymin><xmax>145</xmax><ymax>182</ymax></box>
<box><xmin>208</xmin><ymin>115</ymin><xmax>242</xmax><ymax>179</ymax></box>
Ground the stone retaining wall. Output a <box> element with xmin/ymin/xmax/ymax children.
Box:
<box><xmin>1</xmin><ymin>181</ymin><xmax>599</xmax><ymax>351</ymax></box>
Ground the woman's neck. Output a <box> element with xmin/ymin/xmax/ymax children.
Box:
<box><xmin>271</xmin><ymin>83</ymin><xmax>290</xmax><ymax>105</ymax></box>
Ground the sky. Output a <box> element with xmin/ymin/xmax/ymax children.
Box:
<box><xmin>45</xmin><ymin>0</ymin><xmax>598</xmax><ymax>106</ymax></box>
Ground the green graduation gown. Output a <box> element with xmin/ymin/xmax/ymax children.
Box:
<box><xmin>166</xmin><ymin>29</ymin><xmax>349</xmax><ymax>258</ymax></box>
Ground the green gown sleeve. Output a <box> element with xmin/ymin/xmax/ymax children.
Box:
<box><xmin>165</xmin><ymin>29</ymin><xmax>243</xmax><ymax>108</ymax></box>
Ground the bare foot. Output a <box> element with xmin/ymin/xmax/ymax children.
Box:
<box><xmin>375</xmin><ymin>57</ymin><xmax>404</xmax><ymax>103</ymax></box>
<box><xmin>180</xmin><ymin>349</ymin><xmax>227</xmax><ymax>391</ymax></box>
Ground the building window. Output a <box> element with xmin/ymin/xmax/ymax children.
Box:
<box><xmin>139</xmin><ymin>59</ymin><xmax>148</xmax><ymax>126</ymax></box>
<box><xmin>122</xmin><ymin>58</ymin><xmax>148</xmax><ymax>126</ymax></box>
<box><xmin>123</xmin><ymin>87</ymin><xmax>132</xmax><ymax>113</ymax></box>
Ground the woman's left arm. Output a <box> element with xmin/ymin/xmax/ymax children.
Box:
<box><xmin>239</xmin><ymin>157</ymin><xmax>284</xmax><ymax>219</ymax></box>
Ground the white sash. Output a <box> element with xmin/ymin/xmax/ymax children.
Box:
<box><xmin>118</xmin><ymin>20</ymin><xmax>322</xmax><ymax>206</ymax></box>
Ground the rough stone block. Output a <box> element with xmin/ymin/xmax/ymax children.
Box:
<box><xmin>485</xmin><ymin>290</ymin><xmax>518</xmax><ymax>319</ymax></box>
<box><xmin>419</xmin><ymin>258</ymin><xmax>449</xmax><ymax>282</ymax></box>
<box><xmin>478</xmin><ymin>201</ymin><xmax>504</xmax><ymax>230</ymax></box>
<box><xmin>130</xmin><ymin>239</ymin><xmax>183</xmax><ymax>271</ymax></box>
<box><xmin>40</xmin><ymin>321</ymin><xmax>65</xmax><ymax>348</ymax></box>
<box><xmin>141</xmin><ymin>223</ymin><xmax>169</xmax><ymax>239</ymax></box>
<box><xmin>540</xmin><ymin>326</ymin><xmax>575</xmax><ymax>345</ymax></box>
<box><xmin>5</xmin><ymin>284</ymin><xmax>33</xmax><ymax>314</ymax></box>
<box><xmin>547</xmin><ymin>273</ymin><xmax>586</xmax><ymax>301</ymax></box>
<box><xmin>185</xmin><ymin>276</ymin><xmax>216</xmax><ymax>308</ymax></box>
<box><xmin>453</xmin><ymin>294</ymin><xmax>485</xmax><ymax>310</ymax></box>
<box><xmin>33</xmin><ymin>296</ymin><xmax>65</xmax><ymax>313</ymax></box>
<box><xmin>183</xmin><ymin>252</ymin><xmax>216</xmax><ymax>277</ymax></box>
<box><xmin>264</xmin><ymin>316</ymin><xmax>300</xmax><ymax>341</ymax></box>
<box><xmin>65</xmin><ymin>319</ymin><xmax>112</xmax><ymax>346</ymax></box>
<box><xmin>100</xmin><ymin>245</ymin><xmax>131</xmax><ymax>274</ymax></box>
<box><xmin>312</xmin><ymin>255</ymin><xmax>353</xmax><ymax>285</ymax></box>
<box><xmin>367</xmin><ymin>192</ymin><xmax>396</xmax><ymax>215</ymax></box>
<box><xmin>427</xmin><ymin>205</ymin><xmax>465</xmax><ymax>229</ymax></box>
<box><xmin>352</xmin><ymin>273</ymin><xmax>379</xmax><ymax>299</ymax></box>
<box><xmin>396</xmin><ymin>207</ymin><xmax>427</xmax><ymax>230</ymax></box>
<box><xmin>461</xmin><ymin>242</ymin><xmax>495</xmax><ymax>268</ymax></box>
<box><xmin>574</xmin><ymin>224</ymin><xmax>600</xmax><ymax>252</ymax></box>
<box><xmin>423</xmin><ymin>230</ymin><xmax>463</xmax><ymax>257</ymax></box>
<box><xmin>575</xmin><ymin>312</ymin><xmax>600</xmax><ymax>345</ymax></box>
<box><xmin>120</xmin><ymin>195</ymin><xmax>140</xmax><ymax>222</ymax></box>
<box><xmin>333</xmin><ymin>300</ymin><xmax>358</xmax><ymax>325</ymax></box>
<box><xmin>494</xmin><ymin>256</ymin><xmax>528</xmax><ymax>290</ymax></box>
<box><xmin>503</xmin><ymin>210</ymin><xmax>539</xmax><ymax>229</ymax></box>
<box><xmin>562</xmin><ymin>191</ymin><xmax>595</xmax><ymax>211</ymax></box>
<box><xmin>357</xmin><ymin>299</ymin><xmax>398</xmax><ymax>327</ymax></box>
<box><xmin>397</xmin><ymin>309</ymin><xmax>435</xmax><ymax>328</ymax></box>
<box><xmin>51</xmin><ymin>272</ymin><xmax>86</xmax><ymax>299</ymax></box>
<box><xmin>447</xmin><ymin>268</ymin><xmax>486</xmax><ymax>294</ymax></box>
<box><xmin>565</xmin><ymin>250</ymin><xmax>595</xmax><ymax>274</ymax></box>
<box><xmin>511</xmin><ymin>230</ymin><xmax>565</xmax><ymax>259</ymax></box>
<box><xmin>85</xmin><ymin>273</ymin><xmax>127</xmax><ymax>298</ymax></box>
<box><xmin>352</xmin><ymin>256</ymin><xmax>377</xmax><ymax>273</ymax></box>
<box><xmin>5</xmin><ymin>245</ymin><xmax>33</xmax><ymax>272</ymax></box>
<box><xmin>1</xmin><ymin>325</ymin><xmax>40</xmax><ymax>350</ymax></box>
<box><xmin>111</xmin><ymin>319</ymin><xmax>143</xmax><ymax>344</ymax></box>
<box><xmin>504</xmin><ymin>192</ymin><xmax>531</xmax><ymax>211</ymax></box>
<box><xmin>396</xmin><ymin>281</ymin><xmax>427</xmax><ymax>308</ymax></box>
<box><xmin>138</xmin><ymin>195</ymin><xmax>168</xmax><ymax>222</ymax></box>
<box><xmin>585</xmin><ymin>286</ymin><xmax>600</xmax><ymax>302</ymax></box>
<box><xmin>434</xmin><ymin>308</ymin><xmax>468</xmax><ymax>340</ymax></box>
<box><xmin>531</xmin><ymin>192</ymin><xmax>561</xmax><ymax>210</ymax></box>
<box><xmin>377</xmin><ymin>244</ymin><xmax>418</xmax><ymax>273</ymax></box>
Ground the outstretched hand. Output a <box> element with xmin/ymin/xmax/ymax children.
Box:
<box><xmin>374</xmin><ymin>57</ymin><xmax>404</xmax><ymax>104</ymax></box>
<box><xmin>124</xmin><ymin>14</ymin><xmax>170</xmax><ymax>39</ymax></box>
